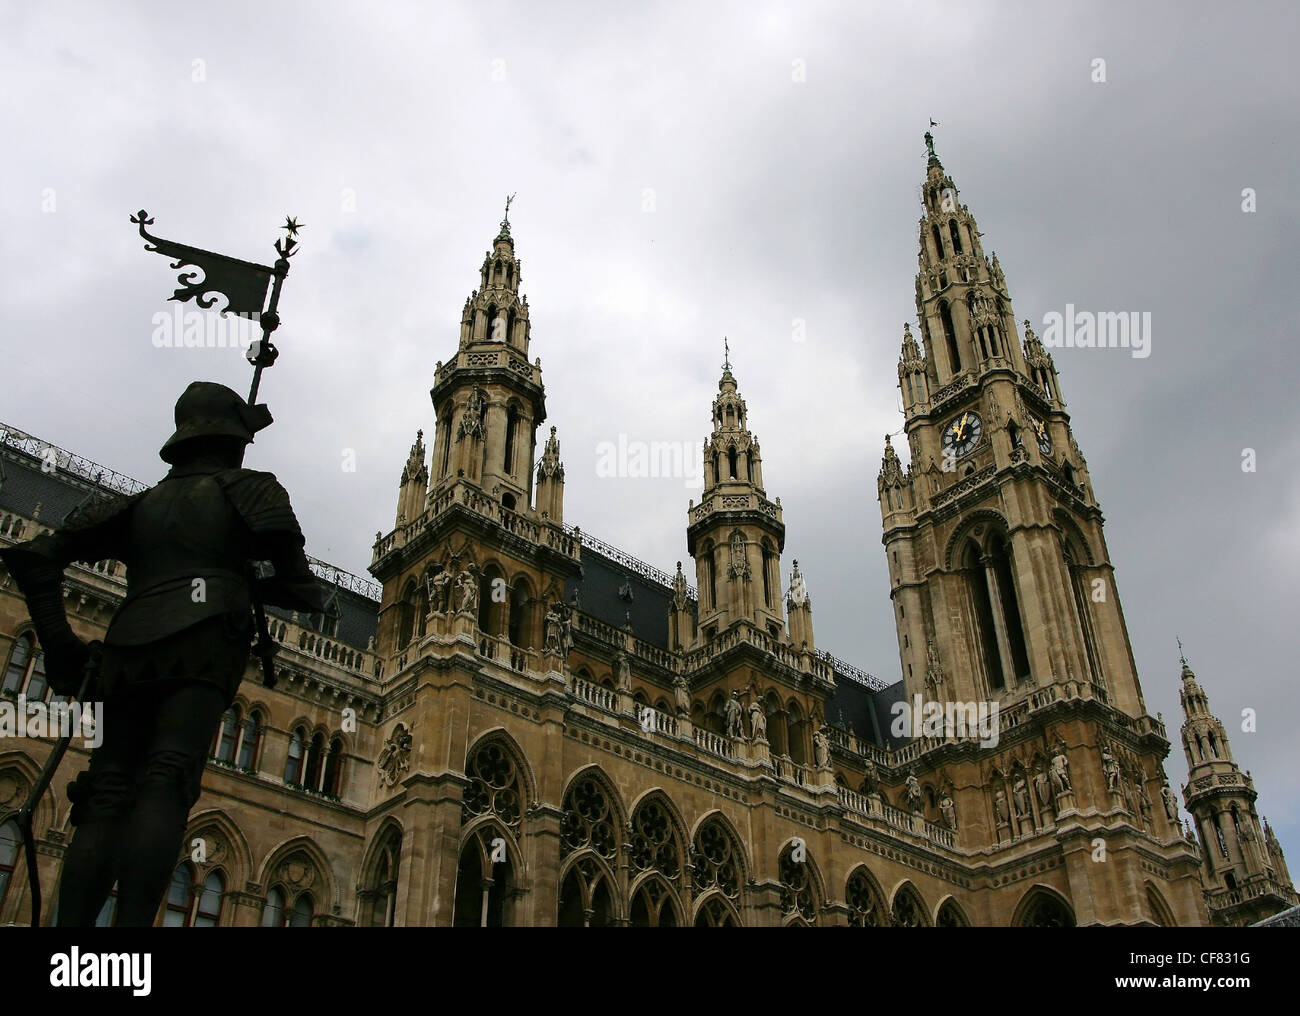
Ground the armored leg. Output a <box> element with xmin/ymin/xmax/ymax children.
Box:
<box><xmin>114</xmin><ymin>681</ymin><xmax>229</xmax><ymax>927</ymax></box>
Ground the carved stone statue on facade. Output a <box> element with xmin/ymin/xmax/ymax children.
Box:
<box><xmin>1013</xmin><ymin>773</ymin><xmax>1030</xmax><ymax>817</ymax></box>
<box><xmin>1034</xmin><ymin>768</ymin><xmax>1051</xmax><ymax>809</ymax></box>
<box><xmin>616</xmin><ymin>652</ymin><xmax>632</xmax><ymax>693</ymax></box>
<box><xmin>724</xmin><ymin>690</ymin><xmax>744</xmax><ymax>738</ymax></box>
<box><xmin>905</xmin><ymin>772</ymin><xmax>923</xmax><ymax>813</ymax></box>
<box><xmin>428</xmin><ymin>567</ymin><xmax>454</xmax><ymax>614</ymax></box>
<box><xmin>940</xmin><ymin>793</ymin><xmax>957</xmax><ymax>830</ymax></box>
<box><xmin>787</xmin><ymin>559</ymin><xmax>808</xmax><ymax>608</ymax></box>
<box><xmin>749</xmin><ymin>697</ymin><xmax>767</xmax><ymax>741</ymax></box>
<box><xmin>458</xmin><ymin>385</ymin><xmax>485</xmax><ymax>439</ymax></box>
<box><xmin>924</xmin><ymin>639</ymin><xmax>944</xmax><ymax>693</ymax></box>
<box><xmin>1050</xmin><ymin>742</ymin><xmax>1072</xmax><ymax>796</ymax></box>
<box><xmin>860</xmin><ymin>758</ymin><xmax>879</xmax><ymax>796</ymax></box>
<box><xmin>994</xmin><ymin>786</ymin><xmax>1011</xmax><ymax>824</ymax></box>
<box><xmin>1161</xmin><ymin>780</ymin><xmax>1179</xmax><ymax>822</ymax></box>
<box><xmin>1102</xmin><ymin>744</ymin><xmax>1121</xmax><ymax>793</ymax></box>
<box><xmin>672</xmin><ymin>561</ymin><xmax>688</xmax><ymax>611</ymax></box>
<box><xmin>673</xmin><ymin>674</ymin><xmax>691</xmax><ymax>718</ymax></box>
<box><xmin>544</xmin><ymin>602</ymin><xmax>564</xmax><ymax>655</ymax></box>
<box><xmin>813</xmin><ymin>726</ymin><xmax>831</xmax><ymax>769</ymax></box>
<box><xmin>727</xmin><ymin>531</ymin><xmax>750</xmax><ymax>581</ymax></box>
<box><xmin>455</xmin><ymin>564</ymin><xmax>479</xmax><ymax>614</ymax></box>
<box><xmin>376</xmin><ymin>723</ymin><xmax>413</xmax><ymax>788</ymax></box>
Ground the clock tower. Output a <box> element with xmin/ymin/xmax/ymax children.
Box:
<box><xmin>881</xmin><ymin>131</ymin><xmax>1139</xmax><ymax>717</ymax></box>
<box><xmin>875</xmin><ymin>135</ymin><xmax>1207</xmax><ymax>925</ymax></box>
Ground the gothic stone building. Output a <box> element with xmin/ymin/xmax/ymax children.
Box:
<box><xmin>0</xmin><ymin>136</ymin><xmax>1294</xmax><ymax>927</ymax></box>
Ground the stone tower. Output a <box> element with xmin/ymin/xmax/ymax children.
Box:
<box><xmin>882</xmin><ymin>131</ymin><xmax>1135</xmax><ymax>716</ymax></box>
<box><xmin>371</xmin><ymin>206</ymin><xmax>577</xmax><ymax>663</ymax></box>
<box><xmin>1178</xmin><ymin>653</ymin><xmax>1297</xmax><ymax>925</ymax></box>
<box><xmin>686</xmin><ymin>349</ymin><xmax>792</xmax><ymax>647</ymax></box>
<box><xmin>876</xmin><ymin>133</ymin><xmax>1205</xmax><ymax>925</ymax></box>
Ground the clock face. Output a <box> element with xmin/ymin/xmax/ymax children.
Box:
<box><xmin>1030</xmin><ymin>417</ymin><xmax>1052</xmax><ymax>455</ymax></box>
<box><xmin>942</xmin><ymin>410</ymin><xmax>983</xmax><ymax>459</ymax></box>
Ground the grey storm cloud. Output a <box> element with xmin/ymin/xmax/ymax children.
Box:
<box><xmin>2</xmin><ymin>0</ymin><xmax>1297</xmax><ymax>858</ymax></box>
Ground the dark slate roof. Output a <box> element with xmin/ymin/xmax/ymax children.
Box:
<box><xmin>0</xmin><ymin>449</ymin><xmax>114</xmax><ymax>530</ymax></box>
<box><xmin>828</xmin><ymin>676</ymin><xmax>908</xmax><ymax>750</ymax></box>
<box><xmin>565</xmin><ymin>544</ymin><xmax>674</xmax><ymax>647</ymax></box>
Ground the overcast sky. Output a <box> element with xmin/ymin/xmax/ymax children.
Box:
<box><xmin>3</xmin><ymin>1</ymin><xmax>1297</xmax><ymax>866</ymax></box>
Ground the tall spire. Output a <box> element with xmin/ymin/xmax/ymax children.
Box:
<box><xmin>686</xmin><ymin>351</ymin><xmax>788</xmax><ymax>643</ymax></box>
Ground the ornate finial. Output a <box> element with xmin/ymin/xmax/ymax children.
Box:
<box><xmin>503</xmin><ymin>192</ymin><xmax>516</xmax><ymax>225</ymax></box>
<box><xmin>723</xmin><ymin>336</ymin><xmax>731</xmax><ymax>373</ymax></box>
<box><xmin>924</xmin><ymin>131</ymin><xmax>937</xmax><ymax>162</ymax></box>
<box><xmin>1177</xmin><ymin>636</ymin><xmax>1186</xmax><ymax>665</ymax></box>
<box><xmin>281</xmin><ymin>216</ymin><xmax>304</xmax><ymax>238</ymax></box>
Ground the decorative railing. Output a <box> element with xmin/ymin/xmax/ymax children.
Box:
<box><xmin>373</xmin><ymin>480</ymin><xmax>579</xmax><ymax>565</ymax></box>
<box><xmin>693</xmin><ymin>728</ymin><xmax>734</xmax><ymax>759</ymax></box>
<box><xmin>879</xmin><ymin>801</ymin><xmax>956</xmax><ymax>848</ymax></box>
<box><xmin>816</xmin><ymin>650</ymin><xmax>891</xmax><ymax>691</ymax></box>
<box><xmin>688</xmin><ymin>492</ymin><xmax>782</xmax><ymax>526</ymax></box>
<box><xmin>636</xmin><ymin>704</ymin><xmax>678</xmax><ymax>736</ymax></box>
<box><xmin>571</xmin><ymin>676</ymin><xmax>619</xmax><ymax>713</ymax></box>
<box><xmin>930</xmin><ymin>464</ymin><xmax>996</xmax><ymax>511</ymax></box>
<box><xmin>476</xmin><ymin>632</ymin><xmax>532</xmax><ymax>673</ymax></box>
<box><xmin>772</xmin><ymin>755</ymin><xmax>812</xmax><ymax>786</ymax></box>
<box><xmin>0</xmin><ymin>422</ymin><xmax>148</xmax><ymax>499</ymax></box>
<box><xmin>928</xmin><ymin>372</ymin><xmax>975</xmax><ymax>413</ymax></box>
<box><xmin>307</xmin><ymin>556</ymin><xmax>382</xmax><ymax>602</ymax></box>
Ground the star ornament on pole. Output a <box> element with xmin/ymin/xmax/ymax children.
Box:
<box><xmin>130</xmin><ymin>209</ymin><xmax>302</xmax><ymax>402</ymax></box>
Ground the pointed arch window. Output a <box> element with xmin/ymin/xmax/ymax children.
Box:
<box><xmin>727</xmin><ymin>447</ymin><xmax>738</xmax><ymax>480</ymax></box>
<box><xmin>939</xmin><ymin>300</ymin><xmax>961</xmax><ymax>374</ymax></box>
<box><xmin>930</xmin><ymin>224</ymin><xmax>944</xmax><ymax>261</ymax></box>
<box><xmin>3</xmin><ymin>633</ymin><xmax>47</xmax><ymax>701</ymax></box>
<box><xmin>284</xmin><ymin>727</ymin><xmax>307</xmax><ymax>785</ymax></box>
<box><xmin>949</xmin><ymin>219</ymin><xmax>964</xmax><ymax>255</ymax></box>
<box><xmin>504</xmin><ymin>405</ymin><xmax>519</xmax><ymax>474</ymax></box>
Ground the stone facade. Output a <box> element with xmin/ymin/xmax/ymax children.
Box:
<box><xmin>0</xmin><ymin>140</ymin><xmax>1293</xmax><ymax>927</ymax></box>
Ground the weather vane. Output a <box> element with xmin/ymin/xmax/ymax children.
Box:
<box><xmin>131</xmin><ymin>209</ymin><xmax>301</xmax><ymax>404</ymax></box>
<box><xmin>504</xmin><ymin>192</ymin><xmax>516</xmax><ymax>225</ymax></box>
<box><xmin>723</xmin><ymin>336</ymin><xmax>731</xmax><ymax>373</ymax></box>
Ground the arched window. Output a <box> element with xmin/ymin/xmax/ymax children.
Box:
<box><xmin>236</xmin><ymin>711</ymin><xmax>262</xmax><ymax>770</ymax></box>
<box><xmin>284</xmin><ymin>727</ymin><xmax>307</xmax><ymax>785</ymax></box>
<box><xmin>0</xmin><ymin>819</ymin><xmax>19</xmax><ymax>913</ymax></box>
<box><xmin>3</xmin><ymin>633</ymin><xmax>34</xmax><ymax>694</ymax></box>
<box><xmin>949</xmin><ymin>219</ymin><xmax>964</xmax><ymax>255</ymax></box>
<box><xmin>213</xmin><ymin>707</ymin><xmax>240</xmax><ymax>762</ymax></box>
<box><xmin>364</xmin><ymin>829</ymin><xmax>401</xmax><ymax>927</ymax></box>
<box><xmin>305</xmin><ymin>733</ymin><xmax>326</xmax><ymax>790</ymax></box>
<box><xmin>761</xmin><ymin>540</ymin><xmax>775</xmax><ymax>607</ymax></box>
<box><xmin>727</xmin><ymin>447</ymin><xmax>738</xmax><ymax>480</ymax></box>
<box><xmin>787</xmin><ymin>701</ymin><xmax>807</xmax><ymax>766</ymax></box>
<box><xmin>939</xmin><ymin>300</ymin><xmax>961</xmax><ymax>374</ymax></box>
<box><xmin>454</xmin><ymin>827</ymin><xmax>519</xmax><ymax>927</ymax></box>
<box><xmin>290</xmin><ymin>892</ymin><xmax>313</xmax><ymax>927</ymax></box>
<box><xmin>507</xmin><ymin>579</ymin><xmax>531</xmax><ymax>648</ymax></box>
<box><xmin>3</xmin><ymin>633</ymin><xmax>47</xmax><ymax>701</ymax></box>
<box><xmin>930</xmin><ymin>224</ymin><xmax>944</xmax><ymax>261</ymax></box>
<box><xmin>690</xmin><ymin>816</ymin><xmax>744</xmax><ymax>924</ymax></box>
<box><xmin>504</xmin><ymin>406</ymin><xmax>519</xmax><ymax>474</ymax></box>
<box><xmin>779</xmin><ymin>842</ymin><xmax>818</xmax><ymax>924</ymax></box>
<box><xmin>323</xmin><ymin>736</ymin><xmax>344</xmax><ymax>797</ymax></box>
<box><xmin>397</xmin><ymin>579</ymin><xmax>417</xmax><ymax>650</ymax></box>
<box><xmin>261</xmin><ymin>886</ymin><xmax>286</xmax><ymax>927</ymax></box>
<box><xmin>846</xmin><ymin>867</ymin><xmax>885</xmax><ymax>926</ymax></box>
<box><xmin>163</xmin><ymin>863</ymin><xmax>194</xmax><ymax>926</ymax></box>
<box><xmin>192</xmin><ymin>871</ymin><xmax>224</xmax><ymax>927</ymax></box>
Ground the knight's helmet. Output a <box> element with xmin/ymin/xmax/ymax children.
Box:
<box><xmin>159</xmin><ymin>382</ymin><xmax>272</xmax><ymax>463</ymax></box>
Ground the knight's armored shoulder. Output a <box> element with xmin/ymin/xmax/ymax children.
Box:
<box><xmin>212</xmin><ymin>468</ymin><xmax>305</xmax><ymax>541</ymax></box>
